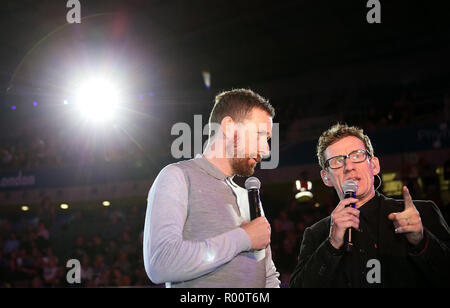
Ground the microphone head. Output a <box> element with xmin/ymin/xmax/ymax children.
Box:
<box><xmin>245</xmin><ymin>177</ymin><xmax>261</xmax><ymax>190</ymax></box>
<box><xmin>342</xmin><ymin>179</ymin><xmax>358</xmax><ymax>194</ymax></box>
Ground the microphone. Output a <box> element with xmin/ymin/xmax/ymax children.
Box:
<box><xmin>342</xmin><ymin>179</ymin><xmax>358</xmax><ymax>252</ymax></box>
<box><xmin>245</xmin><ymin>177</ymin><xmax>262</xmax><ymax>220</ymax></box>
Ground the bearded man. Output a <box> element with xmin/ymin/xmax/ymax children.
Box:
<box><xmin>143</xmin><ymin>89</ymin><xmax>280</xmax><ymax>288</ymax></box>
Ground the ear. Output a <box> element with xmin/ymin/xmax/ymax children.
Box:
<box><xmin>370</xmin><ymin>156</ymin><xmax>380</xmax><ymax>176</ymax></box>
<box><xmin>220</xmin><ymin>116</ymin><xmax>235</xmax><ymax>139</ymax></box>
<box><xmin>320</xmin><ymin>169</ymin><xmax>333</xmax><ymax>187</ymax></box>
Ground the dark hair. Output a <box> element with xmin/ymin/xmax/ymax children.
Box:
<box><xmin>208</xmin><ymin>89</ymin><xmax>275</xmax><ymax>132</ymax></box>
<box><xmin>317</xmin><ymin>123</ymin><xmax>374</xmax><ymax>169</ymax></box>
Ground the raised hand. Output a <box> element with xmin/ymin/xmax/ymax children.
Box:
<box><xmin>387</xmin><ymin>186</ymin><xmax>423</xmax><ymax>246</ymax></box>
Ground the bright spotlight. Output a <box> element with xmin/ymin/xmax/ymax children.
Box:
<box><xmin>75</xmin><ymin>78</ymin><xmax>119</xmax><ymax>122</ymax></box>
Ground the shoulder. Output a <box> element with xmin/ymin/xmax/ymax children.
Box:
<box><xmin>305</xmin><ymin>216</ymin><xmax>331</xmax><ymax>237</ymax></box>
<box><xmin>378</xmin><ymin>193</ymin><xmax>405</xmax><ymax>208</ymax></box>
<box><xmin>147</xmin><ymin>162</ymin><xmax>192</xmax><ymax>202</ymax></box>
<box><xmin>157</xmin><ymin>157</ymin><xmax>202</xmax><ymax>176</ymax></box>
<box><xmin>157</xmin><ymin>162</ymin><xmax>185</xmax><ymax>179</ymax></box>
<box><xmin>151</xmin><ymin>162</ymin><xmax>191</xmax><ymax>191</ymax></box>
<box><xmin>378</xmin><ymin>192</ymin><xmax>433</xmax><ymax>206</ymax></box>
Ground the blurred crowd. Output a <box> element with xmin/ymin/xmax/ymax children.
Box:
<box><xmin>0</xmin><ymin>198</ymin><xmax>152</xmax><ymax>288</ymax></box>
<box><xmin>277</xmin><ymin>82</ymin><xmax>450</xmax><ymax>143</ymax></box>
<box><xmin>0</xmin><ymin>132</ymin><xmax>152</xmax><ymax>172</ymax></box>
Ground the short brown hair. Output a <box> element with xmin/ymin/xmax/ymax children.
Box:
<box><xmin>317</xmin><ymin>123</ymin><xmax>374</xmax><ymax>169</ymax></box>
<box><xmin>208</xmin><ymin>89</ymin><xmax>275</xmax><ymax>131</ymax></box>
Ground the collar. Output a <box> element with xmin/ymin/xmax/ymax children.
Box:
<box><xmin>358</xmin><ymin>192</ymin><xmax>381</xmax><ymax>217</ymax></box>
<box><xmin>193</xmin><ymin>154</ymin><xmax>237</xmax><ymax>185</ymax></box>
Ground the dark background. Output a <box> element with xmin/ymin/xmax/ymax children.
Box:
<box><xmin>0</xmin><ymin>0</ymin><xmax>449</xmax><ymax>288</ymax></box>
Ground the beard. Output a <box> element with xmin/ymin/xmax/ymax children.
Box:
<box><xmin>230</xmin><ymin>155</ymin><xmax>261</xmax><ymax>177</ymax></box>
<box><xmin>226</xmin><ymin>132</ymin><xmax>261</xmax><ymax>177</ymax></box>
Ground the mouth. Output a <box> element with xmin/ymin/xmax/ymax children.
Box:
<box><xmin>344</xmin><ymin>177</ymin><xmax>360</xmax><ymax>184</ymax></box>
<box><xmin>249</xmin><ymin>155</ymin><xmax>262</xmax><ymax>164</ymax></box>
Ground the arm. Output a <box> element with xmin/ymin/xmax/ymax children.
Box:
<box><xmin>143</xmin><ymin>165</ymin><xmax>252</xmax><ymax>284</ymax></box>
<box><xmin>290</xmin><ymin>224</ymin><xmax>344</xmax><ymax>288</ymax></box>
<box><xmin>408</xmin><ymin>201</ymin><xmax>450</xmax><ymax>287</ymax></box>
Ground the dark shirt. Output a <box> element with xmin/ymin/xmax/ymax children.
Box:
<box><xmin>290</xmin><ymin>193</ymin><xmax>450</xmax><ymax>288</ymax></box>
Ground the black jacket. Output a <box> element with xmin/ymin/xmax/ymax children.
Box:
<box><xmin>290</xmin><ymin>193</ymin><xmax>450</xmax><ymax>288</ymax></box>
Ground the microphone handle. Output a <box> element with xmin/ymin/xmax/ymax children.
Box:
<box><xmin>248</xmin><ymin>189</ymin><xmax>261</xmax><ymax>220</ymax></box>
<box><xmin>344</xmin><ymin>191</ymin><xmax>356</xmax><ymax>252</ymax></box>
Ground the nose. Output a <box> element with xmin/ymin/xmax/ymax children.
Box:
<box><xmin>258</xmin><ymin>139</ymin><xmax>270</xmax><ymax>159</ymax></box>
<box><xmin>343</xmin><ymin>157</ymin><xmax>356</xmax><ymax>171</ymax></box>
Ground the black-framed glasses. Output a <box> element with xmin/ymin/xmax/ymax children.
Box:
<box><xmin>325</xmin><ymin>149</ymin><xmax>370</xmax><ymax>169</ymax></box>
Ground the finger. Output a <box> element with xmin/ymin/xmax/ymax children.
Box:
<box><xmin>254</xmin><ymin>216</ymin><xmax>268</xmax><ymax>224</ymax></box>
<box><xmin>333</xmin><ymin>209</ymin><xmax>360</xmax><ymax>222</ymax></box>
<box><xmin>388</xmin><ymin>212</ymin><xmax>397</xmax><ymax>221</ymax></box>
<box><xmin>338</xmin><ymin>220</ymin><xmax>360</xmax><ymax>230</ymax></box>
<box><xmin>344</xmin><ymin>198</ymin><xmax>359</xmax><ymax>206</ymax></box>
<box><xmin>343</xmin><ymin>207</ymin><xmax>360</xmax><ymax>217</ymax></box>
<box><xmin>392</xmin><ymin>220</ymin><xmax>400</xmax><ymax>229</ymax></box>
<box><xmin>335</xmin><ymin>215</ymin><xmax>360</xmax><ymax>223</ymax></box>
<box><xmin>391</xmin><ymin>217</ymin><xmax>406</xmax><ymax>230</ymax></box>
<box><xmin>335</xmin><ymin>198</ymin><xmax>359</xmax><ymax>211</ymax></box>
<box><xmin>389</xmin><ymin>212</ymin><xmax>419</xmax><ymax>226</ymax></box>
<box><xmin>336</xmin><ymin>198</ymin><xmax>358</xmax><ymax>208</ymax></box>
<box><xmin>402</xmin><ymin>186</ymin><xmax>416</xmax><ymax>210</ymax></box>
<box><xmin>392</xmin><ymin>208</ymin><xmax>418</xmax><ymax>220</ymax></box>
<box><xmin>388</xmin><ymin>212</ymin><xmax>406</xmax><ymax>222</ymax></box>
<box><xmin>335</xmin><ymin>206</ymin><xmax>360</xmax><ymax>217</ymax></box>
<box><xmin>395</xmin><ymin>224</ymin><xmax>421</xmax><ymax>234</ymax></box>
<box><xmin>397</xmin><ymin>217</ymin><xmax>421</xmax><ymax>227</ymax></box>
<box><xmin>335</xmin><ymin>216</ymin><xmax>360</xmax><ymax>228</ymax></box>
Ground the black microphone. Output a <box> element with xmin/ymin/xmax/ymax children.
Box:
<box><xmin>342</xmin><ymin>179</ymin><xmax>358</xmax><ymax>252</ymax></box>
<box><xmin>245</xmin><ymin>177</ymin><xmax>262</xmax><ymax>220</ymax></box>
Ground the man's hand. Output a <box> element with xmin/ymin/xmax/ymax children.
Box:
<box><xmin>388</xmin><ymin>186</ymin><xmax>424</xmax><ymax>246</ymax></box>
<box><xmin>328</xmin><ymin>198</ymin><xmax>360</xmax><ymax>249</ymax></box>
<box><xmin>241</xmin><ymin>216</ymin><xmax>271</xmax><ymax>250</ymax></box>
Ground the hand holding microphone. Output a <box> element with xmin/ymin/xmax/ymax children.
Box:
<box><xmin>329</xmin><ymin>180</ymin><xmax>360</xmax><ymax>250</ymax></box>
<box><xmin>241</xmin><ymin>217</ymin><xmax>271</xmax><ymax>250</ymax></box>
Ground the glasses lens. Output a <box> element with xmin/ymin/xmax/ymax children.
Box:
<box><xmin>349</xmin><ymin>150</ymin><xmax>367</xmax><ymax>163</ymax></box>
<box><xmin>327</xmin><ymin>149</ymin><xmax>367</xmax><ymax>169</ymax></box>
<box><xmin>328</xmin><ymin>157</ymin><xmax>344</xmax><ymax>169</ymax></box>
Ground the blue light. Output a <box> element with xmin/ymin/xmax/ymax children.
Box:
<box><xmin>11</xmin><ymin>105</ymin><xmax>16</xmax><ymax>110</ymax></box>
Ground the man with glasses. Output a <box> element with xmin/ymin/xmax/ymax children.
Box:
<box><xmin>290</xmin><ymin>123</ymin><xmax>450</xmax><ymax>287</ymax></box>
